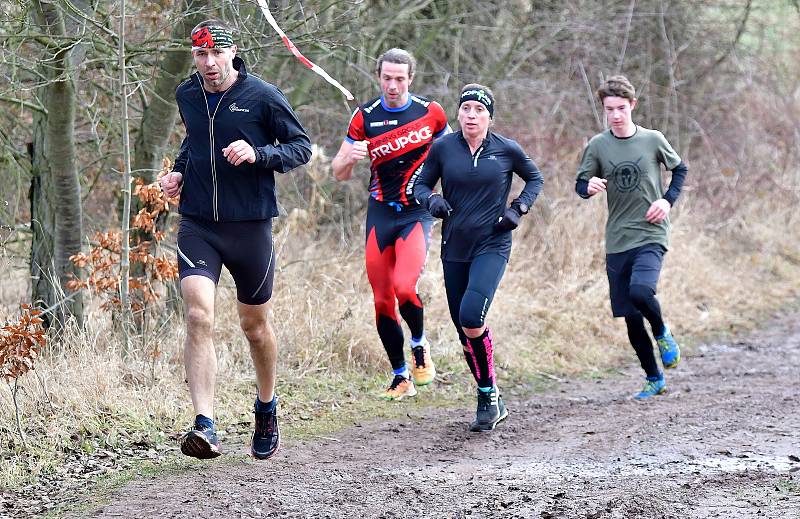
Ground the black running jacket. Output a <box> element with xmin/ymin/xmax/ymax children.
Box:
<box><xmin>412</xmin><ymin>131</ymin><xmax>543</xmax><ymax>262</ymax></box>
<box><xmin>174</xmin><ymin>57</ymin><xmax>312</xmax><ymax>221</ymax></box>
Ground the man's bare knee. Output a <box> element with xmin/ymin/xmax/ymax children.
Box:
<box><xmin>241</xmin><ymin>316</ymin><xmax>269</xmax><ymax>344</ymax></box>
<box><xmin>185</xmin><ymin>307</ymin><xmax>213</xmax><ymax>337</ymax></box>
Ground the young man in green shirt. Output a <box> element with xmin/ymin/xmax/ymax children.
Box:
<box><xmin>576</xmin><ymin>75</ymin><xmax>688</xmax><ymax>399</ymax></box>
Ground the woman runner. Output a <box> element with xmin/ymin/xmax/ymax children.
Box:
<box><xmin>413</xmin><ymin>84</ymin><xmax>543</xmax><ymax>431</ymax></box>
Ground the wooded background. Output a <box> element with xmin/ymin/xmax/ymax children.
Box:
<box><xmin>0</xmin><ymin>0</ymin><xmax>798</xmax><ymax>326</ymax></box>
<box><xmin>2</xmin><ymin>2</ymin><xmax>800</xmax><ymax>505</ymax></box>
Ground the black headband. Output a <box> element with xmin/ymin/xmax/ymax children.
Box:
<box><xmin>460</xmin><ymin>87</ymin><xmax>494</xmax><ymax>118</ymax></box>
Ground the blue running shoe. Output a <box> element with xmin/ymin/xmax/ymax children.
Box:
<box><xmin>252</xmin><ymin>397</ymin><xmax>280</xmax><ymax>460</ymax></box>
<box><xmin>655</xmin><ymin>325</ymin><xmax>681</xmax><ymax>369</ymax></box>
<box><xmin>634</xmin><ymin>375</ymin><xmax>666</xmax><ymax>400</ymax></box>
<box><xmin>180</xmin><ymin>419</ymin><xmax>221</xmax><ymax>459</ymax></box>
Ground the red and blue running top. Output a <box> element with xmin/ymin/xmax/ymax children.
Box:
<box><xmin>345</xmin><ymin>94</ymin><xmax>449</xmax><ymax>205</ymax></box>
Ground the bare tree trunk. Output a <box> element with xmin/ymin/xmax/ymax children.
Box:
<box><xmin>29</xmin><ymin>0</ymin><xmax>83</xmax><ymax>327</ymax></box>
<box><xmin>28</xmin><ymin>115</ymin><xmax>57</xmax><ymax>325</ymax></box>
<box><xmin>119</xmin><ymin>0</ymin><xmax>133</xmax><ymax>352</ymax></box>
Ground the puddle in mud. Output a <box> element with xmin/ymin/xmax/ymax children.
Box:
<box><xmin>688</xmin><ymin>454</ymin><xmax>794</xmax><ymax>473</ymax></box>
<box><xmin>425</xmin><ymin>453</ymin><xmax>796</xmax><ymax>483</ymax></box>
<box><xmin>697</xmin><ymin>342</ymin><xmax>744</xmax><ymax>354</ymax></box>
<box><xmin>545</xmin><ymin>453</ymin><xmax>794</xmax><ymax>479</ymax></box>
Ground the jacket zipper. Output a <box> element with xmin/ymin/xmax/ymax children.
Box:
<box><xmin>472</xmin><ymin>146</ymin><xmax>483</xmax><ymax>168</ymax></box>
<box><xmin>442</xmin><ymin>140</ymin><xmax>484</xmax><ymax>247</ymax></box>
<box><xmin>198</xmin><ymin>74</ymin><xmax>231</xmax><ymax>221</ymax></box>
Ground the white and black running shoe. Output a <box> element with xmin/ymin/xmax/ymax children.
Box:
<box><xmin>470</xmin><ymin>387</ymin><xmax>508</xmax><ymax>432</ymax></box>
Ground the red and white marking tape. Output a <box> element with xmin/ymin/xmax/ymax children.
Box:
<box><xmin>256</xmin><ymin>0</ymin><xmax>354</xmax><ymax>101</ymax></box>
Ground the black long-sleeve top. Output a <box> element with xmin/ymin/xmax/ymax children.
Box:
<box><xmin>412</xmin><ymin>131</ymin><xmax>543</xmax><ymax>262</ymax></box>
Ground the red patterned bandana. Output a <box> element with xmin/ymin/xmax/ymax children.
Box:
<box><xmin>191</xmin><ymin>26</ymin><xmax>234</xmax><ymax>50</ymax></box>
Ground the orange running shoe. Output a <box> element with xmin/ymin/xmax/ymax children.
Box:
<box><xmin>381</xmin><ymin>374</ymin><xmax>417</xmax><ymax>401</ymax></box>
<box><xmin>410</xmin><ymin>340</ymin><xmax>436</xmax><ymax>386</ymax></box>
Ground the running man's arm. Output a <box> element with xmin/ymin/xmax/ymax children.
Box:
<box><xmin>645</xmin><ymin>162</ymin><xmax>687</xmax><ymax>224</ymax></box>
<box><xmin>173</xmin><ymin>136</ymin><xmax>189</xmax><ymax>172</ymax></box>
<box><xmin>575</xmin><ymin>179</ymin><xmax>590</xmax><ymax>197</ymax></box>
<box><xmin>163</xmin><ymin>117</ymin><xmax>189</xmax><ymax>196</ymax></box>
<box><xmin>332</xmin><ymin>107</ymin><xmax>368</xmax><ymax>181</ymax></box>
<box><xmin>575</xmin><ymin>140</ymin><xmax>605</xmax><ymax>198</ymax></box>
<box><xmin>252</xmin><ymin>87</ymin><xmax>312</xmax><ymax>173</ymax></box>
<box><xmin>435</xmin><ymin>124</ymin><xmax>453</xmax><ymax>138</ymax></box>
<box><xmin>431</xmin><ymin>101</ymin><xmax>452</xmax><ymax>139</ymax></box>
<box><xmin>645</xmin><ymin>132</ymin><xmax>685</xmax><ymax>223</ymax></box>
<box><xmin>332</xmin><ymin>139</ymin><xmax>368</xmax><ymax>181</ymax></box>
<box><xmin>655</xmin><ymin>131</ymin><xmax>685</xmax><ymax>206</ymax></box>
<box><xmin>663</xmin><ymin>162</ymin><xmax>688</xmax><ymax>206</ymax></box>
<box><xmin>173</xmin><ymin>111</ymin><xmax>189</xmax><ymax>174</ymax></box>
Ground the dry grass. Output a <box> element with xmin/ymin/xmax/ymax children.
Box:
<box><xmin>2</xmin><ymin>160</ymin><xmax>800</xmax><ymax>492</ymax></box>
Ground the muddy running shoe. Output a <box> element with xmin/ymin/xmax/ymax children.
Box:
<box><xmin>410</xmin><ymin>340</ymin><xmax>437</xmax><ymax>386</ymax></box>
<box><xmin>252</xmin><ymin>398</ymin><xmax>280</xmax><ymax>460</ymax></box>
<box><xmin>470</xmin><ymin>387</ymin><xmax>508</xmax><ymax>432</ymax></box>
<box><xmin>634</xmin><ymin>375</ymin><xmax>666</xmax><ymax>400</ymax></box>
<box><xmin>180</xmin><ymin>420</ymin><xmax>221</xmax><ymax>459</ymax></box>
<box><xmin>655</xmin><ymin>325</ymin><xmax>681</xmax><ymax>369</ymax></box>
<box><xmin>381</xmin><ymin>374</ymin><xmax>417</xmax><ymax>401</ymax></box>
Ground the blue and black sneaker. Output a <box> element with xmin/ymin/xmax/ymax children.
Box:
<box><xmin>655</xmin><ymin>325</ymin><xmax>681</xmax><ymax>369</ymax></box>
<box><xmin>252</xmin><ymin>397</ymin><xmax>280</xmax><ymax>460</ymax></box>
<box><xmin>634</xmin><ymin>375</ymin><xmax>666</xmax><ymax>400</ymax></box>
<box><xmin>180</xmin><ymin>417</ymin><xmax>221</xmax><ymax>459</ymax></box>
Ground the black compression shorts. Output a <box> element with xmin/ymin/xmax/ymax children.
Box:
<box><xmin>177</xmin><ymin>216</ymin><xmax>275</xmax><ymax>305</ymax></box>
<box><xmin>606</xmin><ymin>243</ymin><xmax>665</xmax><ymax>318</ymax></box>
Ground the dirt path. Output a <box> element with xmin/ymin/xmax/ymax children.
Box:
<box><xmin>76</xmin><ymin>316</ymin><xmax>799</xmax><ymax>518</ymax></box>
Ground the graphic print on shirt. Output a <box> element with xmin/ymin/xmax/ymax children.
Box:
<box><xmin>346</xmin><ymin>95</ymin><xmax>448</xmax><ymax>204</ymax></box>
<box><xmin>609</xmin><ymin>157</ymin><xmax>643</xmax><ymax>192</ymax></box>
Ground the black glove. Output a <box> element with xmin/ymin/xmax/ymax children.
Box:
<box><xmin>493</xmin><ymin>203</ymin><xmax>525</xmax><ymax>232</ymax></box>
<box><xmin>427</xmin><ymin>194</ymin><xmax>453</xmax><ymax>219</ymax></box>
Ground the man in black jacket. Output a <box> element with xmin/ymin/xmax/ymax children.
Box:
<box><xmin>160</xmin><ymin>20</ymin><xmax>311</xmax><ymax>461</ymax></box>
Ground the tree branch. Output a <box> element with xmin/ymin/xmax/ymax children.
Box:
<box><xmin>692</xmin><ymin>0</ymin><xmax>752</xmax><ymax>81</ymax></box>
<box><xmin>10</xmin><ymin>379</ymin><xmax>28</xmax><ymax>450</ymax></box>
<box><xmin>0</xmin><ymin>94</ymin><xmax>47</xmax><ymax>114</ymax></box>
<box><xmin>616</xmin><ymin>0</ymin><xmax>636</xmax><ymax>73</ymax></box>
<box><xmin>579</xmin><ymin>61</ymin><xmax>602</xmax><ymax>131</ymax></box>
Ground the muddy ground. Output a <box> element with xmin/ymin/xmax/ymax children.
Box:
<box><xmin>62</xmin><ymin>315</ymin><xmax>800</xmax><ymax>518</ymax></box>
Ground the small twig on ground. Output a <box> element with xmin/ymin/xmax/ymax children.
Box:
<box><xmin>534</xmin><ymin>370</ymin><xmax>565</xmax><ymax>383</ymax></box>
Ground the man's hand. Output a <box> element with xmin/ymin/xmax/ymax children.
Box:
<box><xmin>332</xmin><ymin>140</ymin><xmax>370</xmax><ymax>181</ymax></box>
<box><xmin>160</xmin><ymin>171</ymin><xmax>183</xmax><ymax>197</ymax></box>
<box><xmin>587</xmin><ymin>176</ymin><xmax>608</xmax><ymax>195</ymax></box>
<box><xmin>427</xmin><ymin>194</ymin><xmax>453</xmax><ymax>219</ymax></box>
<box><xmin>348</xmin><ymin>140</ymin><xmax>369</xmax><ymax>163</ymax></box>
<box><xmin>222</xmin><ymin>140</ymin><xmax>257</xmax><ymax>166</ymax></box>
<box><xmin>645</xmin><ymin>198</ymin><xmax>671</xmax><ymax>224</ymax></box>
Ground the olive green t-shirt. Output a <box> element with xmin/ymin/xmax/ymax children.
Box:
<box><xmin>576</xmin><ymin>126</ymin><xmax>681</xmax><ymax>254</ymax></box>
